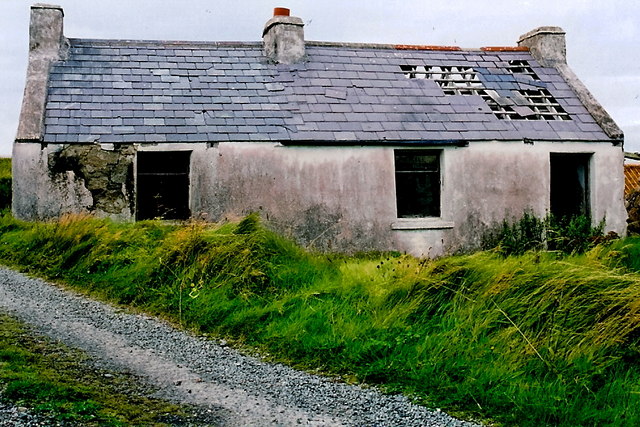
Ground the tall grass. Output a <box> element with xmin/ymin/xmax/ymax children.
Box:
<box><xmin>0</xmin><ymin>212</ymin><xmax>639</xmax><ymax>425</ymax></box>
<box><xmin>0</xmin><ymin>157</ymin><xmax>11</xmax><ymax>210</ymax></box>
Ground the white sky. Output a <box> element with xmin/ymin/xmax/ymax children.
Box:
<box><xmin>1</xmin><ymin>0</ymin><xmax>638</xmax><ymax>157</ymax></box>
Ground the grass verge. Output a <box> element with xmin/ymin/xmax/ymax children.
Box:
<box><xmin>0</xmin><ymin>158</ymin><xmax>10</xmax><ymax>210</ymax></box>
<box><xmin>0</xmin><ymin>311</ymin><xmax>210</xmax><ymax>425</ymax></box>
<box><xmin>0</xmin><ymin>212</ymin><xmax>639</xmax><ymax>426</ymax></box>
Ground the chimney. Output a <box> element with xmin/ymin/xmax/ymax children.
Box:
<box><xmin>517</xmin><ymin>26</ymin><xmax>566</xmax><ymax>67</ymax></box>
<box><xmin>16</xmin><ymin>4</ymin><xmax>66</xmax><ymax>142</ymax></box>
<box><xmin>262</xmin><ymin>7</ymin><xmax>305</xmax><ymax>64</ymax></box>
<box><xmin>518</xmin><ymin>26</ymin><xmax>623</xmax><ymax>141</ymax></box>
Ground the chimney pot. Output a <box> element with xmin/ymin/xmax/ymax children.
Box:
<box><xmin>273</xmin><ymin>7</ymin><xmax>290</xmax><ymax>17</ymax></box>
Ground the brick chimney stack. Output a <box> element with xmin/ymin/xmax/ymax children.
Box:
<box><xmin>262</xmin><ymin>7</ymin><xmax>305</xmax><ymax>64</ymax></box>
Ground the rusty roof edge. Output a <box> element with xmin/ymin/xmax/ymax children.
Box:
<box><xmin>306</xmin><ymin>41</ymin><xmax>528</xmax><ymax>52</ymax></box>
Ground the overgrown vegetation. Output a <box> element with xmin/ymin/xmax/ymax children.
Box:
<box><xmin>0</xmin><ymin>212</ymin><xmax>639</xmax><ymax>426</ymax></box>
<box><xmin>0</xmin><ymin>158</ymin><xmax>11</xmax><ymax>210</ymax></box>
<box><xmin>0</xmin><ymin>311</ymin><xmax>206</xmax><ymax>425</ymax></box>
<box><xmin>481</xmin><ymin>212</ymin><xmax>609</xmax><ymax>256</ymax></box>
<box><xmin>626</xmin><ymin>189</ymin><xmax>640</xmax><ymax>235</ymax></box>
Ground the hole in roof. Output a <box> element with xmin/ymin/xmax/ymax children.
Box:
<box><xmin>400</xmin><ymin>65</ymin><xmax>570</xmax><ymax>121</ymax></box>
<box><xmin>507</xmin><ymin>60</ymin><xmax>540</xmax><ymax>81</ymax></box>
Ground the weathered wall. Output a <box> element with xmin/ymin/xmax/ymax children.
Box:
<box><xmin>13</xmin><ymin>143</ymin><xmax>134</xmax><ymax>221</ymax></box>
<box><xmin>440</xmin><ymin>140</ymin><xmax>627</xmax><ymax>254</ymax></box>
<box><xmin>13</xmin><ymin>139</ymin><xmax>627</xmax><ymax>256</ymax></box>
<box><xmin>188</xmin><ymin>140</ymin><xmax>626</xmax><ymax>255</ymax></box>
<box><xmin>190</xmin><ymin>142</ymin><xmax>395</xmax><ymax>252</ymax></box>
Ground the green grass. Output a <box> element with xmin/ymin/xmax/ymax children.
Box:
<box><xmin>0</xmin><ymin>212</ymin><xmax>639</xmax><ymax>425</ymax></box>
<box><xmin>0</xmin><ymin>158</ymin><xmax>10</xmax><ymax>210</ymax></box>
<box><xmin>0</xmin><ymin>311</ymin><xmax>199</xmax><ymax>425</ymax></box>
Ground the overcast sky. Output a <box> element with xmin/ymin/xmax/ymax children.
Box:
<box><xmin>1</xmin><ymin>0</ymin><xmax>638</xmax><ymax>157</ymax></box>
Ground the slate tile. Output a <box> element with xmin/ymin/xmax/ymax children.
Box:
<box><xmin>144</xmin><ymin>118</ymin><xmax>165</xmax><ymax>126</ymax></box>
<box><xmin>330</xmin><ymin>104</ymin><xmax>352</xmax><ymax>113</ymax></box>
<box><xmin>334</xmin><ymin>131</ymin><xmax>357</xmax><ymax>141</ymax></box>
<box><xmin>113</xmin><ymin>126</ymin><xmax>135</xmax><ymax>134</ymax></box>
<box><xmin>402</xmin><ymin>122</ymin><xmax>426</xmax><ymax>131</ymax></box>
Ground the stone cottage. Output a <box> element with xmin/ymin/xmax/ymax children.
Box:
<box><xmin>14</xmin><ymin>4</ymin><xmax>627</xmax><ymax>256</ymax></box>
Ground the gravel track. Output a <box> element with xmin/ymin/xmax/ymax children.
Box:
<box><xmin>0</xmin><ymin>267</ymin><xmax>479</xmax><ymax>426</ymax></box>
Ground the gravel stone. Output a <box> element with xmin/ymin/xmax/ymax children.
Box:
<box><xmin>0</xmin><ymin>267</ymin><xmax>480</xmax><ymax>426</ymax></box>
<box><xmin>0</xmin><ymin>395</ymin><xmax>67</xmax><ymax>426</ymax></box>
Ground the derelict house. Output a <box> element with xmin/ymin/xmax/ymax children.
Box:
<box><xmin>13</xmin><ymin>5</ymin><xmax>626</xmax><ymax>256</ymax></box>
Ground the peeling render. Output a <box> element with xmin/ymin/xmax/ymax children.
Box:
<box><xmin>48</xmin><ymin>144</ymin><xmax>135</xmax><ymax>218</ymax></box>
<box><xmin>13</xmin><ymin>143</ymin><xmax>135</xmax><ymax>221</ymax></box>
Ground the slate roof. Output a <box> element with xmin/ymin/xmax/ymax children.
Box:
<box><xmin>42</xmin><ymin>38</ymin><xmax>611</xmax><ymax>145</ymax></box>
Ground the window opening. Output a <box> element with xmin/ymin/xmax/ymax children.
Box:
<box><xmin>550</xmin><ymin>153</ymin><xmax>591</xmax><ymax>220</ymax></box>
<box><xmin>395</xmin><ymin>150</ymin><xmax>441</xmax><ymax>218</ymax></box>
<box><xmin>136</xmin><ymin>151</ymin><xmax>191</xmax><ymax>220</ymax></box>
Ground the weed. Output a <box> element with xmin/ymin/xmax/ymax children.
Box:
<box><xmin>483</xmin><ymin>212</ymin><xmax>607</xmax><ymax>256</ymax></box>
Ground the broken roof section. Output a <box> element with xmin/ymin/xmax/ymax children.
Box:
<box><xmin>34</xmin><ymin>6</ymin><xmax>620</xmax><ymax>145</ymax></box>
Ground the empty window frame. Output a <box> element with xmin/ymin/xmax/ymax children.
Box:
<box><xmin>136</xmin><ymin>151</ymin><xmax>191</xmax><ymax>221</ymax></box>
<box><xmin>395</xmin><ymin>150</ymin><xmax>441</xmax><ymax>218</ymax></box>
<box><xmin>550</xmin><ymin>153</ymin><xmax>591</xmax><ymax>220</ymax></box>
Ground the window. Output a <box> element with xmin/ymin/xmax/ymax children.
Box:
<box><xmin>136</xmin><ymin>151</ymin><xmax>191</xmax><ymax>220</ymax></box>
<box><xmin>550</xmin><ymin>153</ymin><xmax>591</xmax><ymax>219</ymax></box>
<box><xmin>395</xmin><ymin>150</ymin><xmax>441</xmax><ymax>218</ymax></box>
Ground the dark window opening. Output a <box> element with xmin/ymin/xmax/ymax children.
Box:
<box><xmin>550</xmin><ymin>153</ymin><xmax>591</xmax><ymax>220</ymax></box>
<box><xmin>136</xmin><ymin>151</ymin><xmax>191</xmax><ymax>220</ymax></box>
<box><xmin>395</xmin><ymin>150</ymin><xmax>441</xmax><ymax>218</ymax></box>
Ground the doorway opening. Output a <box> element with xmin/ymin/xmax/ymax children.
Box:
<box><xmin>136</xmin><ymin>151</ymin><xmax>191</xmax><ymax>220</ymax></box>
<box><xmin>550</xmin><ymin>153</ymin><xmax>591</xmax><ymax>220</ymax></box>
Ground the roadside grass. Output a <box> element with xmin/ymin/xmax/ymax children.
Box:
<box><xmin>0</xmin><ymin>158</ymin><xmax>10</xmax><ymax>210</ymax></box>
<box><xmin>0</xmin><ymin>212</ymin><xmax>639</xmax><ymax>425</ymax></box>
<box><xmin>0</xmin><ymin>311</ymin><xmax>200</xmax><ymax>425</ymax></box>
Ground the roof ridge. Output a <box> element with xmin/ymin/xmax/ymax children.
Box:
<box><xmin>68</xmin><ymin>38</ymin><xmax>262</xmax><ymax>48</ymax></box>
<box><xmin>67</xmin><ymin>38</ymin><xmax>531</xmax><ymax>53</ymax></box>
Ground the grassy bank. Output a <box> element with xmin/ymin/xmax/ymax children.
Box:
<box><xmin>0</xmin><ymin>213</ymin><xmax>638</xmax><ymax>425</ymax></box>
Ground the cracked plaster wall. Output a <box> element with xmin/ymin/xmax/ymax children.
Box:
<box><xmin>13</xmin><ymin>143</ymin><xmax>134</xmax><ymax>221</ymax></box>
<box><xmin>13</xmin><ymin>140</ymin><xmax>627</xmax><ymax>257</ymax></box>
